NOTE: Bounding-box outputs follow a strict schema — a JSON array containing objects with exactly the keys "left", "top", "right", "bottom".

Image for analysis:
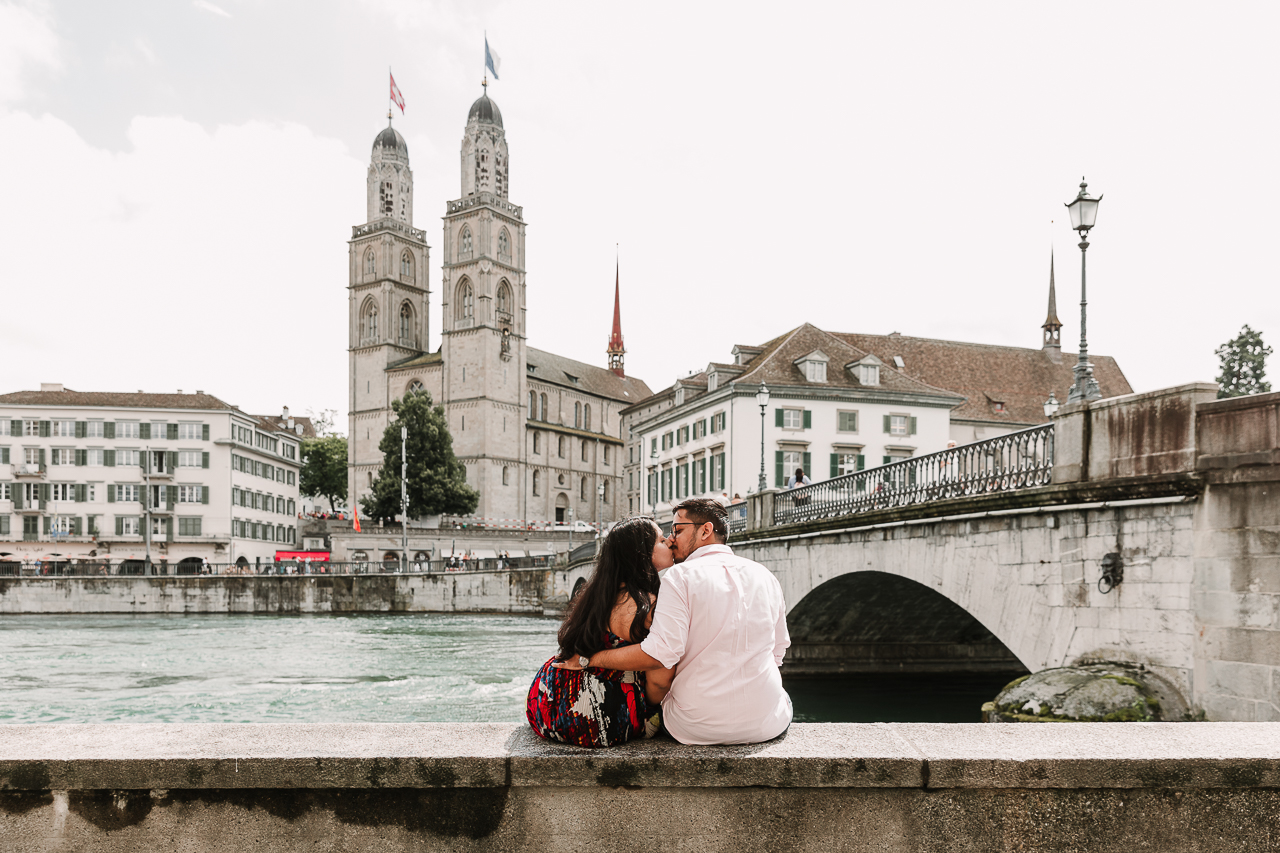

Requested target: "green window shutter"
[
  {"left": 75, "top": 449, "right": 86, "bottom": 467},
  {"left": 43, "top": 516, "right": 51, "bottom": 534},
  {"left": 75, "top": 421, "right": 85, "bottom": 439},
  {"left": 202, "top": 424, "right": 210, "bottom": 441},
  {"left": 40, "top": 483, "right": 49, "bottom": 503},
  {"left": 72, "top": 517, "right": 82, "bottom": 536},
  {"left": 909, "top": 416, "right": 918, "bottom": 436},
  {"left": 883, "top": 415, "right": 891, "bottom": 433},
  {"left": 884, "top": 456, "right": 892, "bottom": 465},
  {"left": 857, "top": 455, "right": 865, "bottom": 470},
  {"left": 39, "top": 449, "right": 46, "bottom": 468},
  {"left": 104, "top": 422, "right": 115, "bottom": 439},
  {"left": 75, "top": 484, "right": 85, "bottom": 503},
  {"left": 166, "top": 451, "right": 177, "bottom": 471},
  {"left": 201, "top": 451, "right": 209, "bottom": 469},
  {"left": 775, "top": 408, "right": 784, "bottom": 428},
  {"left": 165, "top": 518, "right": 173, "bottom": 542},
  {"left": 140, "top": 423, "right": 151, "bottom": 440},
  {"left": 105, "top": 450, "right": 115, "bottom": 467},
  {"left": 830, "top": 454, "right": 839, "bottom": 478},
  {"left": 775, "top": 451, "right": 784, "bottom": 487},
  {"left": 39, "top": 421, "right": 50, "bottom": 437},
  {"left": 167, "top": 423, "right": 178, "bottom": 440},
  {"left": 115, "top": 517, "right": 123, "bottom": 535},
  {"left": 0, "top": 448, "right": 7, "bottom": 464},
  {"left": 107, "top": 486, "right": 115, "bottom": 504},
  {"left": 803, "top": 410, "right": 812, "bottom": 429},
  {"left": 201, "top": 486, "right": 209, "bottom": 504},
  {"left": 0, "top": 516, "right": 7, "bottom": 535},
  {"left": 166, "top": 485, "right": 176, "bottom": 509},
  {"left": 11, "top": 488, "right": 21, "bottom": 509},
  {"left": 9, "top": 420, "right": 20, "bottom": 435},
  {"left": 803, "top": 451, "right": 811, "bottom": 474}
]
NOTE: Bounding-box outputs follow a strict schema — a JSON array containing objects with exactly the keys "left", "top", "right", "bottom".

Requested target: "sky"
[{"left": 1, "top": 1, "right": 1277, "bottom": 425}]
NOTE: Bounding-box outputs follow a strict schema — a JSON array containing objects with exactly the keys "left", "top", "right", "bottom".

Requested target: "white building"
[
  {"left": 347, "top": 91, "right": 651, "bottom": 527},
  {"left": 623, "top": 324, "right": 965, "bottom": 518},
  {"left": 0, "top": 385, "right": 302, "bottom": 573}
]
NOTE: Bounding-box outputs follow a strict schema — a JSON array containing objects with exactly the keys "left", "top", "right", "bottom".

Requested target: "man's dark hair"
[
  {"left": 794, "top": 468, "right": 805, "bottom": 478},
  {"left": 673, "top": 498, "right": 728, "bottom": 543}
]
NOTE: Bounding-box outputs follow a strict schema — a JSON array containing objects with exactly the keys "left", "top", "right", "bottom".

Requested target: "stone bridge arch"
[{"left": 785, "top": 571, "right": 1026, "bottom": 675}]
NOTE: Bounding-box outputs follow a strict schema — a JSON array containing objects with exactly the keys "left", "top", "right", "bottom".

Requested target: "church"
[{"left": 347, "top": 89, "right": 652, "bottom": 527}]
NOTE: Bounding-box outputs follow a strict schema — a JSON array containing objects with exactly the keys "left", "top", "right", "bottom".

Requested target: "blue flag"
[{"left": 485, "top": 36, "right": 501, "bottom": 80}]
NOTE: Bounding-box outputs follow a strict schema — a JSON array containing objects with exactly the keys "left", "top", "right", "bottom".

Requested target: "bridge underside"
[{"left": 785, "top": 572, "right": 1028, "bottom": 676}]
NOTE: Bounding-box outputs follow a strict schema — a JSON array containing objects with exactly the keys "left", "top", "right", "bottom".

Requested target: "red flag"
[
  {"left": 353, "top": 503, "right": 362, "bottom": 533},
  {"left": 390, "top": 73, "right": 405, "bottom": 113}
]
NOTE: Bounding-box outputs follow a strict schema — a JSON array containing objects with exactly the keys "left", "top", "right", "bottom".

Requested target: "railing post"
[{"left": 745, "top": 489, "right": 777, "bottom": 532}]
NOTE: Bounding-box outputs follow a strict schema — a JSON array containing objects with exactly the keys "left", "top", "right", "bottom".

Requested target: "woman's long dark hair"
[{"left": 556, "top": 517, "right": 662, "bottom": 661}]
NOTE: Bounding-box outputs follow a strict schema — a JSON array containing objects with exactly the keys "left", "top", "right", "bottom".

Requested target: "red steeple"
[{"left": 607, "top": 260, "right": 625, "bottom": 377}]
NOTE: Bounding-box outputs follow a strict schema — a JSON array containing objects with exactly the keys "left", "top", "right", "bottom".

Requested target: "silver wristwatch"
[{"left": 578, "top": 655, "right": 590, "bottom": 668}]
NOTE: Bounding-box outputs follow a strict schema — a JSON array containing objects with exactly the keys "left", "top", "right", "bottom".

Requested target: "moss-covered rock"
[{"left": 985, "top": 663, "right": 1188, "bottom": 723}]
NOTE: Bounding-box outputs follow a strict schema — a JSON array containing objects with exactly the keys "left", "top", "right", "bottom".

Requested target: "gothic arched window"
[
  {"left": 459, "top": 226, "right": 473, "bottom": 260},
  {"left": 574, "top": 402, "right": 582, "bottom": 428},
  {"left": 455, "top": 280, "right": 474, "bottom": 325},
  {"left": 400, "top": 251, "right": 414, "bottom": 282},
  {"left": 497, "top": 281, "right": 512, "bottom": 316},
  {"left": 539, "top": 393, "right": 547, "bottom": 421},
  {"left": 498, "top": 228, "right": 510, "bottom": 262},
  {"left": 360, "top": 299, "right": 378, "bottom": 343},
  {"left": 581, "top": 440, "right": 588, "bottom": 462},
  {"left": 533, "top": 432, "right": 541, "bottom": 454},
  {"left": 558, "top": 436, "right": 566, "bottom": 458},
  {"left": 580, "top": 477, "right": 588, "bottom": 501},
  {"left": 399, "top": 302, "right": 414, "bottom": 345},
  {"left": 364, "top": 248, "right": 376, "bottom": 278},
  {"left": 528, "top": 390, "right": 536, "bottom": 419},
  {"left": 584, "top": 404, "right": 591, "bottom": 431},
  {"left": 532, "top": 470, "right": 541, "bottom": 496}
]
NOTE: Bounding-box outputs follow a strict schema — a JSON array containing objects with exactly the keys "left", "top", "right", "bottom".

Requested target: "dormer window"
[
  {"left": 675, "top": 386, "right": 685, "bottom": 406},
  {"left": 707, "top": 373, "right": 718, "bottom": 392},
  {"left": 847, "top": 354, "right": 883, "bottom": 386},
  {"left": 794, "top": 350, "right": 830, "bottom": 384}
]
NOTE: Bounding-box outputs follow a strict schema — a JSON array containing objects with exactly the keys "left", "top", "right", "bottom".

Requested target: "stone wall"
[
  {"left": 0, "top": 567, "right": 591, "bottom": 616},
  {"left": 1, "top": 723, "right": 1277, "bottom": 852}
]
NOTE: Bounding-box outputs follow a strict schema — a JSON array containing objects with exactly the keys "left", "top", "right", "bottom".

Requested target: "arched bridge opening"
[{"left": 785, "top": 571, "right": 1029, "bottom": 676}]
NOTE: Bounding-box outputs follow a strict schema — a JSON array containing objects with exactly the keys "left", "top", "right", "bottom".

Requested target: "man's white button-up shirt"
[{"left": 640, "top": 543, "right": 792, "bottom": 745}]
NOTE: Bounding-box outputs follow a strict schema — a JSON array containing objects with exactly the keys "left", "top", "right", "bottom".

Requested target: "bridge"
[{"left": 723, "top": 383, "right": 1279, "bottom": 723}]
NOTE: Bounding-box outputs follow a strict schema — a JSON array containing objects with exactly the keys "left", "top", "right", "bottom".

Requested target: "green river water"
[{"left": 0, "top": 614, "right": 1019, "bottom": 724}]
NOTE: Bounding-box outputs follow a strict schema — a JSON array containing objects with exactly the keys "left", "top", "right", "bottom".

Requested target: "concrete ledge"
[{"left": 2, "top": 723, "right": 1279, "bottom": 791}]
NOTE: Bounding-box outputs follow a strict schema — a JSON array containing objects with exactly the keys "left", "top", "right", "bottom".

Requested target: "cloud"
[
  {"left": 192, "top": 0, "right": 231, "bottom": 18},
  {"left": 0, "top": 2, "right": 60, "bottom": 104}
]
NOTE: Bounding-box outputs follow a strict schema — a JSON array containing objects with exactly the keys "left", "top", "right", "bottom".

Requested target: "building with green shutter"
[{"left": 0, "top": 385, "right": 303, "bottom": 573}]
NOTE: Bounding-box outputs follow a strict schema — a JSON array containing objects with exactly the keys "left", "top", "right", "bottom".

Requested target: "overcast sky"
[{"left": 2, "top": 1, "right": 1277, "bottom": 425}]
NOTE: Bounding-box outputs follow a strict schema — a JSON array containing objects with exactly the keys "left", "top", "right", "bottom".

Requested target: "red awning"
[{"left": 274, "top": 551, "right": 330, "bottom": 561}]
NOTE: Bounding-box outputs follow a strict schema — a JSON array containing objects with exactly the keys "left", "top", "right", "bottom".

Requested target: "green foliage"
[
  {"left": 1215, "top": 325, "right": 1272, "bottom": 398},
  {"left": 299, "top": 435, "right": 348, "bottom": 512},
  {"left": 359, "top": 390, "right": 479, "bottom": 521}
]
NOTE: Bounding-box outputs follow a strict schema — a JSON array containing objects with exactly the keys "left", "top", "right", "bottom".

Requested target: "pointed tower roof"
[
  {"left": 607, "top": 260, "right": 626, "bottom": 377},
  {"left": 1043, "top": 250, "right": 1062, "bottom": 331}
]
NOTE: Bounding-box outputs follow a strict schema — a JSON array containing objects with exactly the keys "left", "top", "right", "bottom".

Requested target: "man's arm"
[{"left": 588, "top": 644, "right": 665, "bottom": 671}]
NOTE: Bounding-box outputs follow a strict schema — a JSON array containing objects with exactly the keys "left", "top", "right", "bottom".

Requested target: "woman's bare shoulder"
[{"left": 609, "top": 592, "right": 637, "bottom": 639}]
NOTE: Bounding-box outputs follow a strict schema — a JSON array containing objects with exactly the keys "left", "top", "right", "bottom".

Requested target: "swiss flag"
[
  {"left": 353, "top": 503, "right": 362, "bottom": 533},
  {"left": 390, "top": 73, "right": 405, "bottom": 113}
]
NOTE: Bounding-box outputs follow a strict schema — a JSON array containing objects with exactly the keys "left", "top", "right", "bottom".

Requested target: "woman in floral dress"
[{"left": 526, "top": 518, "right": 675, "bottom": 747}]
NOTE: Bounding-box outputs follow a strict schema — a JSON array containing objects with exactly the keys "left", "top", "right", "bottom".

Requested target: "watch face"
[{"left": 579, "top": 656, "right": 590, "bottom": 668}]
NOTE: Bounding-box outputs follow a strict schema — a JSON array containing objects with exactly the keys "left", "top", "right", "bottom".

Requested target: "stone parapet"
[{"left": 1, "top": 723, "right": 1279, "bottom": 851}]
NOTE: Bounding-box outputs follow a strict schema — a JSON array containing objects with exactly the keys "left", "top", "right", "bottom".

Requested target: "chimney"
[
  {"left": 40, "top": 383, "right": 63, "bottom": 393},
  {"left": 282, "top": 406, "right": 290, "bottom": 419},
  {"left": 176, "top": 389, "right": 183, "bottom": 394}
]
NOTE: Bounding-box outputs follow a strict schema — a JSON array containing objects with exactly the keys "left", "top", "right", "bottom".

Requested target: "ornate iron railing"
[
  {"left": 728, "top": 502, "right": 748, "bottom": 536},
  {"left": 773, "top": 424, "right": 1055, "bottom": 526}
]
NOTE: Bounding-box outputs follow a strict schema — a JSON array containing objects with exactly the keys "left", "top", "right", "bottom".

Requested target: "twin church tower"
[{"left": 347, "top": 90, "right": 651, "bottom": 525}]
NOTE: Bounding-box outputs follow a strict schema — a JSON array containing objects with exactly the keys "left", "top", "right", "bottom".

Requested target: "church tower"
[
  {"left": 347, "top": 116, "right": 431, "bottom": 504},
  {"left": 440, "top": 89, "right": 527, "bottom": 520},
  {"left": 1042, "top": 250, "right": 1063, "bottom": 363}
]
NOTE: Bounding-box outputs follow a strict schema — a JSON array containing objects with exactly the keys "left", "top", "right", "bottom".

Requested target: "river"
[{"left": 0, "top": 614, "right": 1019, "bottom": 724}]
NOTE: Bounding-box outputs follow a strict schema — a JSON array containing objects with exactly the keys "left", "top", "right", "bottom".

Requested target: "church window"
[
  {"left": 574, "top": 402, "right": 582, "bottom": 428},
  {"left": 503, "top": 467, "right": 510, "bottom": 486},
  {"left": 532, "top": 471, "right": 540, "bottom": 496},
  {"left": 558, "top": 436, "right": 565, "bottom": 458},
  {"left": 603, "top": 445, "right": 610, "bottom": 465},
  {"left": 399, "top": 303, "right": 414, "bottom": 346},
  {"left": 497, "top": 282, "right": 512, "bottom": 317},
  {"left": 528, "top": 391, "right": 536, "bottom": 419},
  {"left": 498, "top": 228, "right": 511, "bottom": 262},
  {"left": 581, "top": 440, "right": 588, "bottom": 462},
  {"left": 364, "top": 248, "right": 376, "bottom": 278},
  {"left": 459, "top": 227, "right": 473, "bottom": 260},
  {"left": 539, "top": 393, "right": 548, "bottom": 421},
  {"left": 581, "top": 478, "right": 588, "bottom": 501},
  {"left": 360, "top": 300, "right": 378, "bottom": 343},
  {"left": 455, "top": 280, "right": 474, "bottom": 325},
  {"left": 401, "top": 251, "right": 414, "bottom": 282},
  {"left": 533, "top": 432, "right": 541, "bottom": 454},
  {"left": 380, "top": 181, "right": 394, "bottom": 216},
  {"left": 584, "top": 405, "right": 591, "bottom": 431},
  {"left": 408, "top": 380, "right": 424, "bottom": 395}
]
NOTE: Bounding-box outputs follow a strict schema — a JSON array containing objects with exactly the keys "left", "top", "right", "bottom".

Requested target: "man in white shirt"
[{"left": 581, "top": 498, "right": 792, "bottom": 745}]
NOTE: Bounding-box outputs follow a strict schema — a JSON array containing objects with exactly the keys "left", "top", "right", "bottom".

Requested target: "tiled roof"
[
  {"left": 527, "top": 347, "right": 652, "bottom": 403},
  {"left": 0, "top": 389, "right": 235, "bottom": 410},
  {"left": 251, "top": 414, "right": 318, "bottom": 439},
  {"left": 388, "top": 350, "right": 444, "bottom": 371},
  {"left": 733, "top": 324, "right": 966, "bottom": 403},
  {"left": 833, "top": 332, "right": 1133, "bottom": 425}
]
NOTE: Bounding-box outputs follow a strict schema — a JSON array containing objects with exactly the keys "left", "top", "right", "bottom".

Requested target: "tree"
[
  {"left": 305, "top": 407, "right": 340, "bottom": 437},
  {"left": 300, "top": 435, "right": 349, "bottom": 512},
  {"left": 360, "top": 390, "right": 479, "bottom": 521},
  {"left": 1215, "top": 325, "right": 1272, "bottom": 398}
]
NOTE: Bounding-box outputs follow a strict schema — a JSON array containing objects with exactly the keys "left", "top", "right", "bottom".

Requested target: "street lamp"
[
  {"left": 400, "top": 425, "right": 408, "bottom": 574},
  {"left": 756, "top": 383, "right": 771, "bottom": 492},
  {"left": 649, "top": 445, "right": 659, "bottom": 518},
  {"left": 596, "top": 480, "right": 605, "bottom": 539},
  {"left": 1044, "top": 391, "right": 1060, "bottom": 418},
  {"left": 1065, "top": 177, "right": 1103, "bottom": 403}
]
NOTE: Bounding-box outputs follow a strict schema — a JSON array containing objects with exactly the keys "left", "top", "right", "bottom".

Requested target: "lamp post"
[
  {"left": 1065, "top": 178, "right": 1103, "bottom": 403},
  {"left": 400, "top": 425, "right": 408, "bottom": 574},
  {"left": 756, "top": 383, "right": 771, "bottom": 492},
  {"left": 649, "top": 445, "right": 659, "bottom": 518},
  {"left": 1044, "top": 391, "right": 1060, "bottom": 418},
  {"left": 596, "top": 480, "right": 605, "bottom": 539}
]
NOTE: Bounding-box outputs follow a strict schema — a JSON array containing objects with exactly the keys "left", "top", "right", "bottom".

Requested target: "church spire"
[
  {"left": 1042, "top": 250, "right": 1063, "bottom": 360},
  {"left": 607, "top": 258, "right": 626, "bottom": 377}
]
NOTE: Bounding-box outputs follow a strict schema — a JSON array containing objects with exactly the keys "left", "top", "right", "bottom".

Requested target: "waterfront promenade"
[{"left": 0, "top": 722, "right": 1277, "bottom": 851}]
